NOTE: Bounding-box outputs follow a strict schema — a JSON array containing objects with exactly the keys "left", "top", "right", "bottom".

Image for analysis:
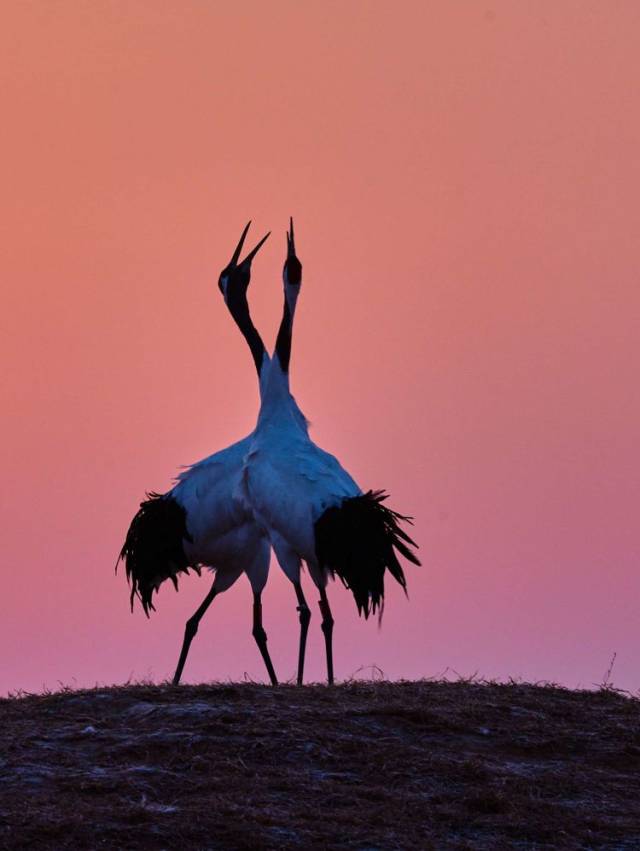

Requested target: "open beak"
[
  {"left": 286, "top": 216, "right": 296, "bottom": 257},
  {"left": 243, "top": 230, "right": 271, "bottom": 264},
  {"left": 284, "top": 216, "right": 301, "bottom": 287},
  {"left": 230, "top": 220, "right": 270, "bottom": 268}
]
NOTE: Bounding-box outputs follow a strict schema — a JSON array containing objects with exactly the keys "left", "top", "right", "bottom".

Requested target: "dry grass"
[{"left": 1, "top": 679, "right": 639, "bottom": 849}]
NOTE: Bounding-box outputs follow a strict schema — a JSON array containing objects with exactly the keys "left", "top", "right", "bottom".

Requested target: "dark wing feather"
[
  {"left": 117, "top": 492, "right": 195, "bottom": 616},
  {"left": 314, "top": 489, "right": 421, "bottom": 619}
]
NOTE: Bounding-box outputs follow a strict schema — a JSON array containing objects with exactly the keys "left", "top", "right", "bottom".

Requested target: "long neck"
[
  {"left": 274, "top": 285, "right": 299, "bottom": 380},
  {"left": 227, "top": 292, "right": 269, "bottom": 389},
  {"left": 256, "top": 283, "right": 308, "bottom": 433}
]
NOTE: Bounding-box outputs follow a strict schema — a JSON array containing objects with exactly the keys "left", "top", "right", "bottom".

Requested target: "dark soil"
[{"left": 1, "top": 680, "right": 639, "bottom": 850}]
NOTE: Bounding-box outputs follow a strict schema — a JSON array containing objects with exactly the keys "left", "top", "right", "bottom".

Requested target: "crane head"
[
  {"left": 283, "top": 217, "right": 302, "bottom": 289},
  {"left": 218, "top": 221, "right": 270, "bottom": 301}
]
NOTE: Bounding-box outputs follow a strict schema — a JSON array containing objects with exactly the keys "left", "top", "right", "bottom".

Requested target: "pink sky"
[{"left": 1, "top": 2, "right": 639, "bottom": 694}]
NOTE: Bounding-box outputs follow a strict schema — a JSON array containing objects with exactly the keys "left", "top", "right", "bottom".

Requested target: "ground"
[{"left": 1, "top": 680, "right": 639, "bottom": 850}]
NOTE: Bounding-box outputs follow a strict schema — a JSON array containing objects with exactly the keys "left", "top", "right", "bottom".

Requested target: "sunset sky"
[{"left": 1, "top": 2, "right": 639, "bottom": 694}]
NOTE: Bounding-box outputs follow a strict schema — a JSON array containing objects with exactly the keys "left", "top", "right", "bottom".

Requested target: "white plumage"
[
  {"left": 174, "top": 438, "right": 269, "bottom": 593},
  {"left": 241, "top": 370, "right": 360, "bottom": 584}
]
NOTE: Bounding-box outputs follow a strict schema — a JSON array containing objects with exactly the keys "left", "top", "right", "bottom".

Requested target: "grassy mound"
[{"left": 1, "top": 680, "right": 639, "bottom": 849}]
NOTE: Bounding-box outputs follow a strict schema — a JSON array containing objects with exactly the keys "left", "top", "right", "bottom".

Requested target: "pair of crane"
[{"left": 118, "top": 220, "right": 420, "bottom": 686}]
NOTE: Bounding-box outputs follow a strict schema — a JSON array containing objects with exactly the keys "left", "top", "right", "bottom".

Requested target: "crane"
[
  {"left": 239, "top": 220, "right": 420, "bottom": 684},
  {"left": 118, "top": 222, "right": 281, "bottom": 686}
]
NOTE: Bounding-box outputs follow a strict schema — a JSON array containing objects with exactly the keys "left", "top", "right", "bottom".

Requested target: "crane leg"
[
  {"left": 294, "top": 582, "right": 311, "bottom": 686},
  {"left": 172, "top": 581, "right": 218, "bottom": 685},
  {"left": 252, "top": 592, "right": 278, "bottom": 686},
  {"left": 318, "top": 589, "right": 335, "bottom": 685}
]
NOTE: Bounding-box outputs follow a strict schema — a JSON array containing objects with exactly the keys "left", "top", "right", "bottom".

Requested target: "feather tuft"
[
  {"left": 314, "top": 490, "right": 420, "bottom": 619},
  {"left": 117, "top": 492, "right": 195, "bottom": 616}
]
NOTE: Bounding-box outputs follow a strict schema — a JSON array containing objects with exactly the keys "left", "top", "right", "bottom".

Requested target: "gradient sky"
[{"left": 1, "top": 2, "right": 639, "bottom": 695}]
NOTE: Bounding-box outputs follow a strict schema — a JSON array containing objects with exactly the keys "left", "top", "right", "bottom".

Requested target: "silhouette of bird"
[
  {"left": 120, "top": 219, "right": 419, "bottom": 687},
  {"left": 240, "top": 219, "right": 420, "bottom": 684},
  {"left": 118, "top": 222, "right": 281, "bottom": 686}
]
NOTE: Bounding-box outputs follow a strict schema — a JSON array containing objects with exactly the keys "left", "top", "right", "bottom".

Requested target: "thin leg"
[
  {"left": 252, "top": 592, "right": 278, "bottom": 686},
  {"left": 294, "top": 581, "right": 311, "bottom": 686},
  {"left": 318, "top": 588, "right": 335, "bottom": 685},
  {"left": 172, "top": 582, "right": 218, "bottom": 685}
]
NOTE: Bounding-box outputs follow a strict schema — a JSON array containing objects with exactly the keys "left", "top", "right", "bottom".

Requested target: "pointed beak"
[
  {"left": 228, "top": 221, "right": 270, "bottom": 270},
  {"left": 242, "top": 230, "right": 271, "bottom": 266},
  {"left": 288, "top": 217, "right": 296, "bottom": 257},
  {"left": 230, "top": 220, "right": 252, "bottom": 266},
  {"left": 284, "top": 217, "right": 301, "bottom": 286}
]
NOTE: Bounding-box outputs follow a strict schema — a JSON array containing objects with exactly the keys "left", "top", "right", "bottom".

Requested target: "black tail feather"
[
  {"left": 117, "top": 492, "right": 195, "bottom": 616},
  {"left": 314, "top": 489, "right": 421, "bottom": 619}
]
